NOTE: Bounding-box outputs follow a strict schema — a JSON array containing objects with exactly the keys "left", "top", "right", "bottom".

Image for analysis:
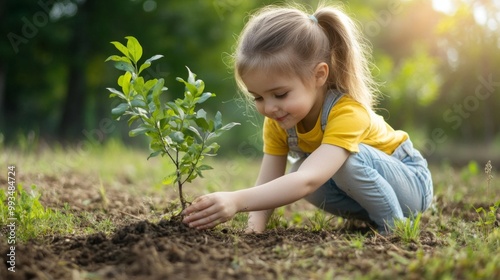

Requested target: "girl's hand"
[{"left": 182, "top": 192, "right": 238, "bottom": 229}]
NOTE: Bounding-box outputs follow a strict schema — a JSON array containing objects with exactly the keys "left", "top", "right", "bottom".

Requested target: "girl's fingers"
[
  {"left": 183, "top": 195, "right": 212, "bottom": 215},
  {"left": 183, "top": 202, "right": 218, "bottom": 224},
  {"left": 186, "top": 211, "right": 219, "bottom": 228},
  {"left": 193, "top": 214, "right": 230, "bottom": 229}
]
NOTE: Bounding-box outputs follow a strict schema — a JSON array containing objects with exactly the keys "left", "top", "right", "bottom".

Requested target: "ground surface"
[{"left": 1, "top": 146, "right": 500, "bottom": 279}]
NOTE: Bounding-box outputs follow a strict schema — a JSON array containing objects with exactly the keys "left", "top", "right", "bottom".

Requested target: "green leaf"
[
  {"left": 145, "top": 54, "right": 163, "bottom": 64},
  {"left": 106, "top": 87, "right": 126, "bottom": 99},
  {"left": 219, "top": 121, "right": 240, "bottom": 132},
  {"left": 144, "top": 79, "right": 157, "bottom": 92},
  {"left": 138, "top": 62, "right": 151, "bottom": 75},
  {"left": 129, "top": 126, "right": 152, "bottom": 137},
  {"left": 198, "top": 164, "right": 213, "bottom": 171},
  {"left": 149, "top": 140, "right": 164, "bottom": 153},
  {"left": 195, "top": 118, "right": 210, "bottom": 131},
  {"left": 135, "top": 107, "right": 149, "bottom": 117},
  {"left": 166, "top": 101, "right": 180, "bottom": 115},
  {"left": 118, "top": 75, "right": 124, "bottom": 87},
  {"left": 127, "top": 115, "right": 140, "bottom": 127},
  {"left": 195, "top": 80, "right": 205, "bottom": 95},
  {"left": 176, "top": 77, "right": 198, "bottom": 97},
  {"left": 204, "top": 142, "right": 220, "bottom": 156},
  {"left": 125, "top": 36, "right": 143, "bottom": 63},
  {"left": 169, "top": 131, "right": 185, "bottom": 143},
  {"left": 147, "top": 150, "right": 161, "bottom": 160},
  {"left": 130, "top": 99, "right": 146, "bottom": 108},
  {"left": 121, "top": 71, "right": 132, "bottom": 97},
  {"left": 110, "top": 41, "right": 129, "bottom": 58},
  {"left": 195, "top": 109, "right": 210, "bottom": 130},
  {"left": 105, "top": 55, "right": 132, "bottom": 64},
  {"left": 187, "top": 126, "right": 202, "bottom": 141},
  {"left": 162, "top": 173, "right": 178, "bottom": 185},
  {"left": 132, "top": 76, "right": 145, "bottom": 93},
  {"left": 214, "top": 111, "right": 222, "bottom": 129},
  {"left": 196, "top": 92, "right": 213, "bottom": 104},
  {"left": 186, "top": 66, "right": 196, "bottom": 84},
  {"left": 151, "top": 78, "right": 165, "bottom": 109},
  {"left": 114, "top": 61, "right": 135, "bottom": 72},
  {"left": 111, "top": 103, "right": 129, "bottom": 118},
  {"left": 196, "top": 109, "right": 207, "bottom": 119}
]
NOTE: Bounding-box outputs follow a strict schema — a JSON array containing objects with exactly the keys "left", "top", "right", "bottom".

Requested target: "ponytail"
[{"left": 314, "top": 5, "right": 379, "bottom": 108}]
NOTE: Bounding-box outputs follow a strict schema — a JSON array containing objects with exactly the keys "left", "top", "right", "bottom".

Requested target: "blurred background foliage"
[{"left": 1, "top": 0, "right": 499, "bottom": 164}]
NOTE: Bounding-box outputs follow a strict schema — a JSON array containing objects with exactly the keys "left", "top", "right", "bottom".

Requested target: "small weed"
[
  {"left": 307, "top": 209, "right": 334, "bottom": 231},
  {"left": 228, "top": 212, "right": 248, "bottom": 230},
  {"left": 474, "top": 161, "right": 499, "bottom": 238},
  {"left": 346, "top": 232, "right": 366, "bottom": 249},
  {"left": 474, "top": 201, "right": 500, "bottom": 237},
  {"left": 81, "top": 212, "right": 116, "bottom": 235},
  {"left": 485, "top": 160, "right": 493, "bottom": 196},
  {"left": 0, "top": 185, "right": 76, "bottom": 241},
  {"left": 98, "top": 178, "right": 109, "bottom": 210},
  {"left": 267, "top": 207, "right": 289, "bottom": 229},
  {"left": 392, "top": 212, "right": 422, "bottom": 243}
]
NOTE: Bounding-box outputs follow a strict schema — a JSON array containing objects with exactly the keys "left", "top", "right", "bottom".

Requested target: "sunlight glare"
[{"left": 432, "top": 0, "right": 455, "bottom": 15}]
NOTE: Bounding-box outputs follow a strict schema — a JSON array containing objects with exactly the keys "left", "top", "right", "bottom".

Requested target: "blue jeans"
[{"left": 291, "top": 139, "right": 433, "bottom": 232}]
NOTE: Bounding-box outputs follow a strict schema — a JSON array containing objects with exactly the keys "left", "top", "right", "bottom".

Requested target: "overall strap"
[
  {"left": 286, "top": 90, "right": 343, "bottom": 159},
  {"left": 321, "top": 90, "right": 343, "bottom": 130}
]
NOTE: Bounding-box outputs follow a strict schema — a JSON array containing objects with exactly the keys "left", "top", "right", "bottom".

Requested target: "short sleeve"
[{"left": 322, "top": 98, "right": 371, "bottom": 153}]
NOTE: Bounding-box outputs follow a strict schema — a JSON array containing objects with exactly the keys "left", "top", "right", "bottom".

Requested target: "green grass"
[
  {"left": 1, "top": 138, "right": 500, "bottom": 279},
  {"left": 392, "top": 212, "right": 422, "bottom": 243},
  {"left": 0, "top": 185, "right": 77, "bottom": 241}
]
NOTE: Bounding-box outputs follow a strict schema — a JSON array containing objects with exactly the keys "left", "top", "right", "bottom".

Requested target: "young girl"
[{"left": 182, "top": 4, "right": 433, "bottom": 233}]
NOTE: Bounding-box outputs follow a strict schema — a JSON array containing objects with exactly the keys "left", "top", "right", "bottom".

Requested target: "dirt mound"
[
  {"left": 0, "top": 219, "right": 312, "bottom": 279},
  {"left": 2, "top": 217, "right": 446, "bottom": 280}
]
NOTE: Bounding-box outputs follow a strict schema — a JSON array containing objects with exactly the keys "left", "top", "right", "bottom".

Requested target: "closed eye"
[{"left": 275, "top": 92, "right": 288, "bottom": 99}]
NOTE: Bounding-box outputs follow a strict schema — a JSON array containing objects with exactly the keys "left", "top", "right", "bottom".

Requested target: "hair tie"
[{"left": 309, "top": 14, "right": 318, "bottom": 24}]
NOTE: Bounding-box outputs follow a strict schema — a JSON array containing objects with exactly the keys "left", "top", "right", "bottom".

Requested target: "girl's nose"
[{"left": 264, "top": 100, "right": 278, "bottom": 115}]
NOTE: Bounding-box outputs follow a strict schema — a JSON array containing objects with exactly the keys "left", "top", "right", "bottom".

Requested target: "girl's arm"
[
  {"left": 182, "top": 144, "right": 350, "bottom": 229},
  {"left": 246, "top": 154, "right": 288, "bottom": 233}
]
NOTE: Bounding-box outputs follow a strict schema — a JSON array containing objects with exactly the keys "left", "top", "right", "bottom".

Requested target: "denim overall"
[{"left": 287, "top": 90, "right": 434, "bottom": 232}]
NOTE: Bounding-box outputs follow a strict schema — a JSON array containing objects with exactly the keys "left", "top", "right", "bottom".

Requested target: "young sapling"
[{"left": 105, "top": 36, "right": 239, "bottom": 212}]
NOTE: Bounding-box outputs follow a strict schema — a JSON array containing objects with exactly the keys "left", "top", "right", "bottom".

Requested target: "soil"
[{"left": 0, "top": 172, "right": 461, "bottom": 280}]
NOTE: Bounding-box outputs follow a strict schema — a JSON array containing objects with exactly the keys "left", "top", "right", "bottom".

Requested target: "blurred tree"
[{"left": 432, "top": 0, "right": 500, "bottom": 143}]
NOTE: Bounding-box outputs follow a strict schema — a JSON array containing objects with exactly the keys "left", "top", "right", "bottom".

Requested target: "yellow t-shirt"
[{"left": 263, "top": 95, "right": 408, "bottom": 155}]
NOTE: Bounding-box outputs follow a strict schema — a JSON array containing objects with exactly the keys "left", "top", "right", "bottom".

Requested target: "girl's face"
[{"left": 241, "top": 64, "right": 328, "bottom": 131}]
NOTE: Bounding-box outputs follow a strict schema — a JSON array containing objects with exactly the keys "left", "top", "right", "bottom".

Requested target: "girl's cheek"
[{"left": 256, "top": 105, "right": 266, "bottom": 116}]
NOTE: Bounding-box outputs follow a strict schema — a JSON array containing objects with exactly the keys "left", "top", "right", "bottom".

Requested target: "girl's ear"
[{"left": 314, "top": 62, "right": 329, "bottom": 87}]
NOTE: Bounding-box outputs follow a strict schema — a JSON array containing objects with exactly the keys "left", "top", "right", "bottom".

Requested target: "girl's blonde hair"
[{"left": 234, "top": 3, "right": 378, "bottom": 109}]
